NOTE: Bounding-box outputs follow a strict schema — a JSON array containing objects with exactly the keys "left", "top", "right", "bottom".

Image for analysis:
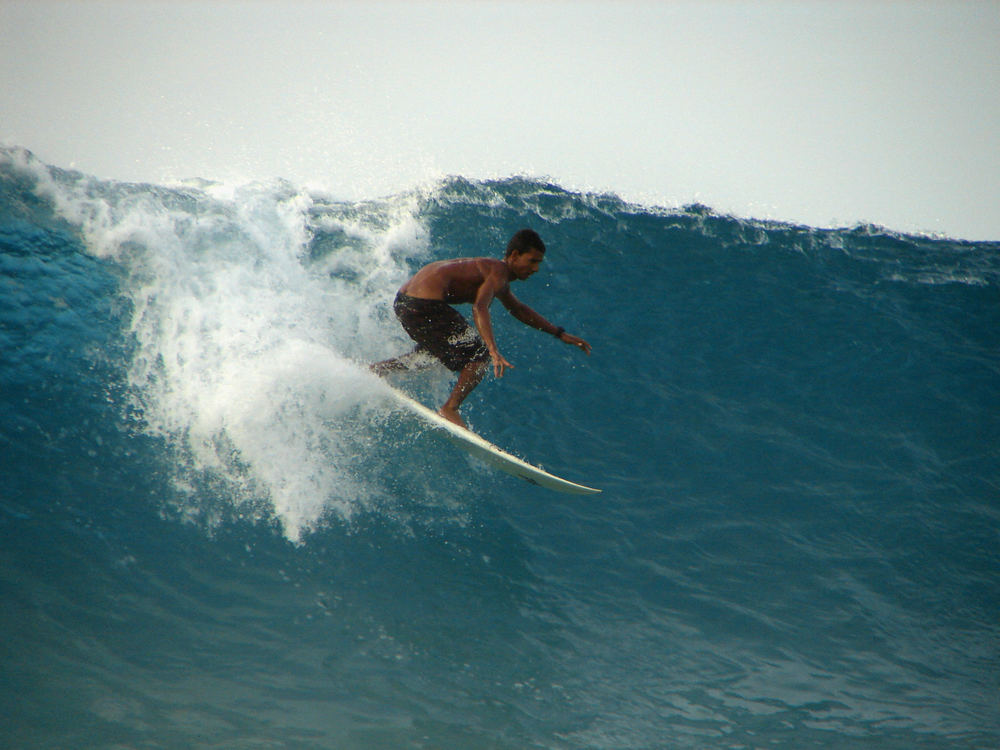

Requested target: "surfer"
[{"left": 371, "top": 229, "right": 592, "bottom": 428}]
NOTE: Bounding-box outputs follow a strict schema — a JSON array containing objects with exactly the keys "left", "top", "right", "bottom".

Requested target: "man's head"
[
  {"left": 505, "top": 229, "right": 546, "bottom": 258},
  {"left": 505, "top": 229, "right": 546, "bottom": 280}
]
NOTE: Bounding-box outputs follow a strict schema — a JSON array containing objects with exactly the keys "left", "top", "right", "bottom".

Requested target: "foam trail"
[{"left": 22, "top": 155, "right": 430, "bottom": 540}]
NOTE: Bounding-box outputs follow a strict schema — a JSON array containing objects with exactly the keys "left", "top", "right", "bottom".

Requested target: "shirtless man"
[{"left": 371, "top": 229, "right": 591, "bottom": 428}]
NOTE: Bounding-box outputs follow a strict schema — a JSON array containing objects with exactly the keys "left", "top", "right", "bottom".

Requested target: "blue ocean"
[{"left": 2, "top": 145, "right": 998, "bottom": 749}]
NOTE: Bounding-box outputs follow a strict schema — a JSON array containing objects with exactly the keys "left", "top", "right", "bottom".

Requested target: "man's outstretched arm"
[{"left": 500, "top": 291, "right": 592, "bottom": 355}]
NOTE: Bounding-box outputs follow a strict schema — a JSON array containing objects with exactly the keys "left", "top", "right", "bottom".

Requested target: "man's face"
[{"left": 509, "top": 248, "right": 544, "bottom": 280}]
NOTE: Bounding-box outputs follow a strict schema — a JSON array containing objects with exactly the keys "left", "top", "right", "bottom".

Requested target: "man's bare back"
[
  {"left": 400, "top": 258, "right": 510, "bottom": 304},
  {"left": 372, "top": 230, "right": 591, "bottom": 428}
]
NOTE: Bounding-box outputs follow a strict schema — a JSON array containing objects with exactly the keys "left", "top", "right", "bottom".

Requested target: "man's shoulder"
[
  {"left": 476, "top": 257, "right": 507, "bottom": 272},
  {"left": 435, "top": 256, "right": 500, "bottom": 271},
  {"left": 446, "top": 256, "right": 506, "bottom": 279}
]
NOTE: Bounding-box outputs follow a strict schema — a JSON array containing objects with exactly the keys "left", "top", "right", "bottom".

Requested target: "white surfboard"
[{"left": 384, "top": 385, "right": 601, "bottom": 495}]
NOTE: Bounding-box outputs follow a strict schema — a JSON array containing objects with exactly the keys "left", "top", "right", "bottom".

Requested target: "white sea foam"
[{"left": 28, "top": 157, "right": 434, "bottom": 540}]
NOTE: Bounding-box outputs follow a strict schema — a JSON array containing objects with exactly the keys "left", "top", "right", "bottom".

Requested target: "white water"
[{"left": 24, "top": 151, "right": 440, "bottom": 540}]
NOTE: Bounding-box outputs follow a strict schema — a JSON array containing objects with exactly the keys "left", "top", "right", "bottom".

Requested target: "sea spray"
[{"left": 5, "top": 149, "right": 439, "bottom": 539}]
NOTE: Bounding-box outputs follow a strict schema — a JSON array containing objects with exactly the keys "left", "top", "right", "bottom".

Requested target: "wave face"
[{"left": 2, "top": 146, "right": 999, "bottom": 748}]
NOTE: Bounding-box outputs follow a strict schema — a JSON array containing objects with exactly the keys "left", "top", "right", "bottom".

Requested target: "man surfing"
[{"left": 371, "top": 229, "right": 592, "bottom": 428}]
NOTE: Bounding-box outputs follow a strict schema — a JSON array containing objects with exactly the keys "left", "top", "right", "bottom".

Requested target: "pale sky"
[{"left": 2, "top": 0, "right": 998, "bottom": 239}]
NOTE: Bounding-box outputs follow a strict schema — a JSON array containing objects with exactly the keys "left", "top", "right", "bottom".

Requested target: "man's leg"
[{"left": 439, "top": 360, "right": 488, "bottom": 428}]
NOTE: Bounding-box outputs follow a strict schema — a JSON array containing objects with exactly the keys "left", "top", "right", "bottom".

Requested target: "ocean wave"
[{"left": 3, "top": 146, "right": 998, "bottom": 748}]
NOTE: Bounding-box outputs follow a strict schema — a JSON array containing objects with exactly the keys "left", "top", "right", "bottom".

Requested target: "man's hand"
[
  {"left": 492, "top": 351, "right": 514, "bottom": 378},
  {"left": 558, "top": 332, "right": 592, "bottom": 356}
]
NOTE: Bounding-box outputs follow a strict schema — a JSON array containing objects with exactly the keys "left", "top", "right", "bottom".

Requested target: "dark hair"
[{"left": 505, "top": 228, "right": 546, "bottom": 257}]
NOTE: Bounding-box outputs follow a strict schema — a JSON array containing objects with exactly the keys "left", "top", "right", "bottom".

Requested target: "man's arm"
[
  {"left": 498, "top": 289, "right": 592, "bottom": 355},
  {"left": 472, "top": 264, "right": 515, "bottom": 377}
]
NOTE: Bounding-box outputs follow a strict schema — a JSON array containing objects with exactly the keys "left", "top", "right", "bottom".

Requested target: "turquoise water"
[{"left": 2, "top": 146, "right": 998, "bottom": 748}]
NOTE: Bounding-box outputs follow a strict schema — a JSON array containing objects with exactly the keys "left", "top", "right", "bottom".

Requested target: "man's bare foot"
[{"left": 438, "top": 405, "right": 468, "bottom": 429}]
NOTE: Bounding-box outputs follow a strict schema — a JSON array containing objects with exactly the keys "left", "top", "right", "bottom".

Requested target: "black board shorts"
[{"left": 394, "top": 292, "right": 490, "bottom": 372}]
